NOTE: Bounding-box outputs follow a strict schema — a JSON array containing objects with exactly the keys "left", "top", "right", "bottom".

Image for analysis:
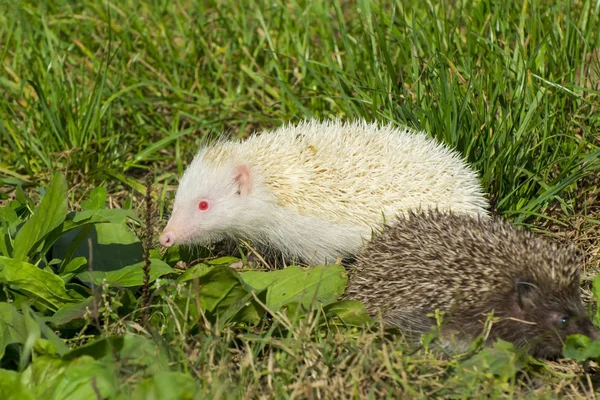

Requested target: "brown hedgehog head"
[{"left": 444, "top": 241, "right": 599, "bottom": 358}]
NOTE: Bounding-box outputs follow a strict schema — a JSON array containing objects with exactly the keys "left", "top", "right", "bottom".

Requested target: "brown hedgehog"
[{"left": 344, "top": 211, "right": 600, "bottom": 358}]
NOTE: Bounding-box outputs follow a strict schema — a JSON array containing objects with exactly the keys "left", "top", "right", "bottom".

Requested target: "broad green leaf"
[
  {"left": 60, "top": 256, "right": 88, "bottom": 281},
  {"left": 48, "top": 298, "right": 95, "bottom": 327},
  {"left": 563, "top": 334, "right": 600, "bottom": 362},
  {"left": 0, "top": 303, "right": 69, "bottom": 363},
  {"left": 117, "top": 335, "right": 170, "bottom": 374},
  {"left": 21, "top": 355, "right": 118, "bottom": 400},
  {"left": 280, "top": 301, "right": 307, "bottom": 323},
  {"left": 25, "top": 305, "right": 70, "bottom": 356},
  {"left": 15, "top": 184, "right": 30, "bottom": 206},
  {"left": 459, "top": 340, "right": 526, "bottom": 383},
  {"left": 12, "top": 173, "right": 68, "bottom": 262},
  {"left": 20, "top": 356, "right": 68, "bottom": 390},
  {"left": 57, "top": 225, "right": 93, "bottom": 275},
  {"left": 324, "top": 300, "right": 372, "bottom": 326},
  {"left": 196, "top": 266, "right": 251, "bottom": 313},
  {"left": 178, "top": 265, "right": 261, "bottom": 325},
  {"left": 0, "top": 175, "right": 30, "bottom": 186},
  {"left": 41, "top": 209, "right": 139, "bottom": 257},
  {"left": 79, "top": 259, "right": 173, "bottom": 287},
  {"left": 132, "top": 371, "right": 199, "bottom": 400},
  {"left": 215, "top": 288, "right": 264, "bottom": 328},
  {"left": 0, "top": 369, "right": 34, "bottom": 400},
  {"left": 80, "top": 187, "right": 107, "bottom": 210},
  {"left": 0, "top": 302, "right": 27, "bottom": 360},
  {"left": 93, "top": 222, "right": 140, "bottom": 245},
  {"left": 240, "top": 265, "right": 347, "bottom": 312},
  {"left": 0, "top": 205, "right": 20, "bottom": 225},
  {"left": 62, "top": 336, "right": 125, "bottom": 361},
  {"left": 178, "top": 263, "right": 212, "bottom": 282},
  {"left": 21, "top": 302, "right": 43, "bottom": 368},
  {"left": 54, "top": 222, "right": 143, "bottom": 276},
  {"left": 72, "top": 208, "right": 140, "bottom": 224},
  {"left": 0, "top": 256, "right": 84, "bottom": 311},
  {"left": 33, "top": 339, "right": 58, "bottom": 357},
  {"left": 0, "top": 224, "right": 11, "bottom": 257},
  {"left": 206, "top": 256, "right": 240, "bottom": 266},
  {"left": 154, "top": 245, "right": 209, "bottom": 267}
]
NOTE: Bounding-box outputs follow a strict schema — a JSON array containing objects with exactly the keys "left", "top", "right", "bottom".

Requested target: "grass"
[{"left": 1, "top": 0, "right": 600, "bottom": 398}]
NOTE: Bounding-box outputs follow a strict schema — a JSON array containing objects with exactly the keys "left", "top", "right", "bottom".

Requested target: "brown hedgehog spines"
[{"left": 344, "top": 210, "right": 599, "bottom": 358}]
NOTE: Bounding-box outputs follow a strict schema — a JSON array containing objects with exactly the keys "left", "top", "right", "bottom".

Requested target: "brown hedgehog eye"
[{"left": 557, "top": 316, "right": 570, "bottom": 329}]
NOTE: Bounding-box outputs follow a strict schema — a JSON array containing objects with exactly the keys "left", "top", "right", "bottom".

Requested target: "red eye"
[{"left": 198, "top": 200, "right": 209, "bottom": 211}]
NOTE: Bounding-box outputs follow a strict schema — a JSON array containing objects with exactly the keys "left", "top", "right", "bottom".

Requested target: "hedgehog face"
[
  {"left": 159, "top": 163, "right": 254, "bottom": 247},
  {"left": 517, "top": 309, "right": 595, "bottom": 359},
  {"left": 513, "top": 309, "right": 599, "bottom": 359},
  {"left": 500, "top": 279, "right": 600, "bottom": 358}
]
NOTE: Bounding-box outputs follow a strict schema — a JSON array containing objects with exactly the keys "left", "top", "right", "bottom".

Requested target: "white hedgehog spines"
[{"left": 160, "top": 119, "right": 489, "bottom": 264}]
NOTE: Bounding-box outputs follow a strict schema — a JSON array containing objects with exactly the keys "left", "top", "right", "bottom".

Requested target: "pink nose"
[{"left": 160, "top": 231, "right": 176, "bottom": 247}]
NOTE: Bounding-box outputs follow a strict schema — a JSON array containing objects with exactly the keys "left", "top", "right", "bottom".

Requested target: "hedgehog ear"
[
  {"left": 234, "top": 165, "right": 252, "bottom": 196},
  {"left": 516, "top": 278, "right": 536, "bottom": 311}
]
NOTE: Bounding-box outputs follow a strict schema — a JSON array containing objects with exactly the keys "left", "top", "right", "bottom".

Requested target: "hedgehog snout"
[
  {"left": 577, "top": 316, "right": 600, "bottom": 342},
  {"left": 589, "top": 327, "right": 600, "bottom": 341},
  {"left": 160, "top": 230, "right": 176, "bottom": 247}
]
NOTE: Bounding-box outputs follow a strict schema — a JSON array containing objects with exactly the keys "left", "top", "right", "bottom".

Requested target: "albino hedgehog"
[{"left": 160, "top": 119, "right": 489, "bottom": 264}]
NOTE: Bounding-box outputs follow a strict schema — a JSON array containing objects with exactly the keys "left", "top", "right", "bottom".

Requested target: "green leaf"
[
  {"left": 20, "top": 355, "right": 118, "bottom": 400},
  {"left": 240, "top": 265, "right": 347, "bottom": 312},
  {"left": 563, "top": 334, "right": 600, "bottom": 362},
  {"left": 0, "top": 369, "right": 35, "bottom": 400},
  {"left": 12, "top": 173, "right": 68, "bottom": 262},
  {"left": 25, "top": 305, "right": 70, "bottom": 356},
  {"left": 60, "top": 256, "right": 88, "bottom": 282},
  {"left": 15, "top": 185, "right": 30, "bottom": 206},
  {"left": 177, "top": 263, "right": 212, "bottom": 282},
  {"left": 194, "top": 266, "right": 249, "bottom": 313},
  {"left": 79, "top": 259, "right": 173, "bottom": 287},
  {"left": 0, "top": 226, "right": 12, "bottom": 259},
  {"left": 94, "top": 222, "right": 140, "bottom": 245},
  {"left": 132, "top": 371, "right": 199, "bottom": 400},
  {"left": 0, "top": 203, "right": 21, "bottom": 258},
  {"left": 206, "top": 256, "right": 240, "bottom": 266},
  {"left": 72, "top": 208, "right": 139, "bottom": 224},
  {"left": 39, "top": 209, "right": 140, "bottom": 269},
  {"left": 215, "top": 288, "right": 265, "bottom": 328},
  {"left": 53, "top": 222, "right": 144, "bottom": 278},
  {"left": 155, "top": 245, "right": 209, "bottom": 267},
  {"left": 0, "top": 302, "right": 27, "bottom": 360},
  {"left": 0, "top": 256, "right": 84, "bottom": 311},
  {"left": 48, "top": 298, "right": 95, "bottom": 327},
  {"left": 323, "top": 300, "right": 372, "bottom": 326},
  {"left": 57, "top": 225, "right": 93, "bottom": 275},
  {"left": 459, "top": 340, "right": 527, "bottom": 383},
  {"left": 80, "top": 187, "right": 107, "bottom": 210},
  {"left": 0, "top": 205, "right": 20, "bottom": 225},
  {"left": 0, "top": 303, "right": 69, "bottom": 364},
  {"left": 117, "top": 335, "right": 171, "bottom": 374},
  {"left": 179, "top": 265, "right": 262, "bottom": 325},
  {"left": 62, "top": 336, "right": 125, "bottom": 361}
]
